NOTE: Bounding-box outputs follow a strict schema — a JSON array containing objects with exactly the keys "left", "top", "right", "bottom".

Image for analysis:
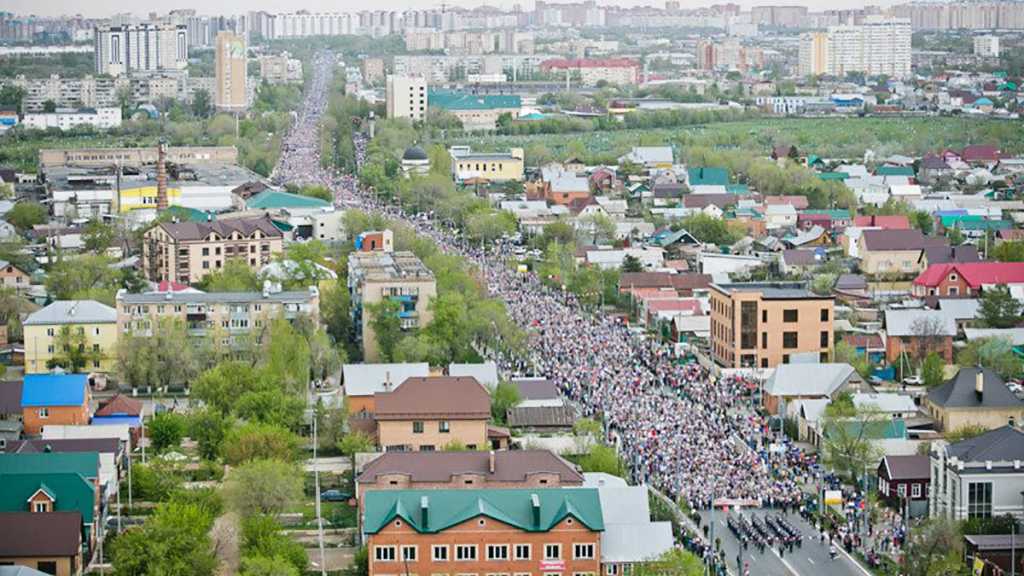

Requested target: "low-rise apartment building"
[
  {"left": 348, "top": 249, "right": 436, "bottom": 361},
  {"left": 450, "top": 146, "right": 524, "bottom": 183},
  {"left": 23, "top": 300, "right": 118, "bottom": 374},
  {"left": 709, "top": 282, "right": 834, "bottom": 369},
  {"left": 142, "top": 215, "right": 284, "bottom": 285},
  {"left": 115, "top": 287, "right": 320, "bottom": 339},
  {"left": 363, "top": 488, "right": 604, "bottom": 576}
]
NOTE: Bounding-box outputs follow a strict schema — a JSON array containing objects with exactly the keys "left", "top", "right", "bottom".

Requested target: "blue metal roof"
[
  {"left": 21, "top": 374, "right": 88, "bottom": 407},
  {"left": 92, "top": 415, "right": 142, "bottom": 427}
]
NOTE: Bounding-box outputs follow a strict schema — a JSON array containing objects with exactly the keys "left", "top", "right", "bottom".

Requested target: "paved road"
[{"left": 697, "top": 509, "right": 869, "bottom": 576}]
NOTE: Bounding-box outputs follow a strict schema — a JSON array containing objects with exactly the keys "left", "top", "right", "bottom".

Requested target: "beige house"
[
  {"left": 857, "top": 229, "right": 947, "bottom": 277},
  {"left": 374, "top": 376, "right": 490, "bottom": 452},
  {"left": 115, "top": 287, "right": 320, "bottom": 339},
  {"left": 348, "top": 250, "right": 436, "bottom": 361},
  {"left": 141, "top": 215, "right": 284, "bottom": 285},
  {"left": 709, "top": 282, "right": 834, "bottom": 369},
  {"left": 924, "top": 367, "right": 1024, "bottom": 432}
]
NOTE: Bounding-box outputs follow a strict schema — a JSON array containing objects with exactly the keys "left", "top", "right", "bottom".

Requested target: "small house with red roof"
[
  {"left": 961, "top": 145, "right": 1002, "bottom": 165},
  {"left": 852, "top": 215, "right": 910, "bottom": 230},
  {"left": 912, "top": 262, "right": 1024, "bottom": 298}
]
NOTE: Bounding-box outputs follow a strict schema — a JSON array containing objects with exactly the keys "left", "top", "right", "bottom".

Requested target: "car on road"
[
  {"left": 902, "top": 375, "right": 922, "bottom": 386},
  {"left": 320, "top": 489, "right": 351, "bottom": 502}
]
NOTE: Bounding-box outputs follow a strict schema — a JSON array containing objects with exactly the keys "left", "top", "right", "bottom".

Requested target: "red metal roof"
[
  {"left": 913, "top": 262, "right": 1024, "bottom": 288},
  {"left": 852, "top": 215, "right": 910, "bottom": 229}
]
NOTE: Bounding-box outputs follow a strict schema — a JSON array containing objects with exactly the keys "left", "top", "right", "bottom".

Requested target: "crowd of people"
[{"left": 277, "top": 52, "right": 812, "bottom": 511}]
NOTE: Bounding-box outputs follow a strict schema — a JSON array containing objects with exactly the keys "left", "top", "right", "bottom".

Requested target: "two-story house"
[
  {"left": 374, "top": 376, "right": 492, "bottom": 452},
  {"left": 20, "top": 374, "right": 91, "bottom": 436},
  {"left": 930, "top": 426, "right": 1024, "bottom": 522}
]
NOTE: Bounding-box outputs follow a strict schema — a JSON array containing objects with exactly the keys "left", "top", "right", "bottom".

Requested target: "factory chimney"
[{"left": 156, "top": 139, "right": 169, "bottom": 210}]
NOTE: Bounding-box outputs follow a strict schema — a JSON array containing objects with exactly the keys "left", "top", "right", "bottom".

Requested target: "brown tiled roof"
[
  {"left": 861, "top": 229, "right": 946, "bottom": 252},
  {"left": 3, "top": 438, "right": 121, "bottom": 455},
  {"left": 0, "top": 381, "right": 21, "bottom": 416},
  {"left": 682, "top": 194, "right": 735, "bottom": 209},
  {"left": 507, "top": 405, "right": 577, "bottom": 429},
  {"left": 882, "top": 455, "right": 930, "bottom": 481},
  {"left": 374, "top": 376, "right": 490, "bottom": 420},
  {"left": 0, "top": 511, "right": 81, "bottom": 557},
  {"left": 619, "top": 272, "right": 711, "bottom": 291},
  {"left": 843, "top": 333, "right": 884, "bottom": 350},
  {"left": 159, "top": 215, "right": 282, "bottom": 242},
  {"left": 94, "top": 394, "right": 143, "bottom": 417},
  {"left": 357, "top": 449, "right": 583, "bottom": 484}
]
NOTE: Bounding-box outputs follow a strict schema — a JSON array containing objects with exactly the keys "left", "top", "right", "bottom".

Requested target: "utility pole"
[{"left": 314, "top": 402, "right": 326, "bottom": 576}]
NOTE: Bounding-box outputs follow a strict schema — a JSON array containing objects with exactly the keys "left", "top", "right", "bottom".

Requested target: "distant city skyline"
[{"left": 7, "top": 0, "right": 893, "bottom": 19}]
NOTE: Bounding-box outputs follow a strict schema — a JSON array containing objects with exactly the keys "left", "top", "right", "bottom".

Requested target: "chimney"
[
  {"left": 420, "top": 495, "right": 429, "bottom": 527},
  {"left": 531, "top": 493, "right": 541, "bottom": 527},
  {"left": 488, "top": 450, "right": 495, "bottom": 474},
  {"left": 384, "top": 371, "right": 391, "bottom": 392},
  {"left": 156, "top": 139, "right": 169, "bottom": 210},
  {"left": 975, "top": 368, "right": 984, "bottom": 400}
]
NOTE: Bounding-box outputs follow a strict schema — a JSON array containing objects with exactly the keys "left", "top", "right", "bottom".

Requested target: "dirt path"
[{"left": 211, "top": 511, "right": 241, "bottom": 576}]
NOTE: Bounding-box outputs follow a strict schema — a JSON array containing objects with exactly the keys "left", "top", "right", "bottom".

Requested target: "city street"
[{"left": 697, "top": 509, "right": 870, "bottom": 576}]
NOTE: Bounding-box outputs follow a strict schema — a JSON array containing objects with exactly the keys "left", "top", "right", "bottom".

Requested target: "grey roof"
[
  {"left": 448, "top": 362, "right": 499, "bottom": 388},
  {"left": 0, "top": 381, "right": 20, "bottom": 416},
  {"left": 601, "top": 523, "right": 675, "bottom": 563},
  {"left": 507, "top": 405, "right": 577, "bottom": 429},
  {"left": 119, "top": 288, "right": 317, "bottom": 305},
  {"left": 0, "top": 566, "right": 59, "bottom": 576},
  {"left": 936, "top": 298, "right": 981, "bottom": 321},
  {"left": 882, "top": 454, "right": 930, "bottom": 480},
  {"left": 964, "top": 327, "right": 1024, "bottom": 345},
  {"left": 835, "top": 274, "right": 867, "bottom": 291},
  {"left": 587, "top": 481, "right": 650, "bottom": 524},
  {"left": 946, "top": 425, "right": 1024, "bottom": 462},
  {"left": 922, "top": 244, "right": 980, "bottom": 265},
  {"left": 402, "top": 146, "right": 428, "bottom": 161},
  {"left": 342, "top": 363, "right": 430, "bottom": 398},
  {"left": 712, "top": 282, "right": 826, "bottom": 300},
  {"left": 24, "top": 300, "right": 116, "bottom": 326},
  {"left": 765, "top": 363, "right": 856, "bottom": 397},
  {"left": 861, "top": 229, "right": 946, "bottom": 251},
  {"left": 510, "top": 378, "right": 559, "bottom": 401},
  {"left": 927, "top": 367, "right": 1024, "bottom": 409},
  {"left": 621, "top": 146, "right": 673, "bottom": 165},
  {"left": 884, "top": 309, "right": 957, "bottom": 337},
  {"left": 782, "top": 249, "right": 820, "bottom": 267},
  {"left": 796, "top": 398, "right": 831, "bottom": 423},
  {"left": 852, "top": 392, "right": 917, "bottom": 414}
]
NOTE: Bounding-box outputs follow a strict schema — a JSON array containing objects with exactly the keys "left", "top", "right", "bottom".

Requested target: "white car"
[{"left": 902, "top": 376, "right": 922, "bottom": 386}]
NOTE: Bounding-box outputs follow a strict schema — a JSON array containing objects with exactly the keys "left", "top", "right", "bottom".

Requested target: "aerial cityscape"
[{"left": 1, "top": 1, "right": 1024, "bottom": 575}]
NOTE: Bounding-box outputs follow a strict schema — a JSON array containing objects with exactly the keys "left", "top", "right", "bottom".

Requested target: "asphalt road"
[{"left": 697, "top": 509, "right": 870, "bottom": 576}]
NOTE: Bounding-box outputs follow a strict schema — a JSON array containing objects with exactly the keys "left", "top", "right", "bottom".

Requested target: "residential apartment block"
[
  {"left": 798, "top": 16, "right": 911, "bottom": 78},
  {"left": 385, "top": 75, "right": 427, "bottom": 121},
  {"left": 450, "top": 146, "right": 525, "bottom": 183},
  {"left": 115, "top": 287, "right": 320, "bottom": 339},
  {"left": 23, "top": 300, "right": 118, "bottom": 374},
  {"left": 215, "top": 31, "right": 247, "bottom": 111},
  {"left": 22, "top": 107, "right": 122, "bottom": 131},
  {"left": 94, "top": 23, "right": 188, "bottom": 77},
  {"left": 709, "top": 282, "right": 834, "bottom": 369},
  {"left": 363, "top": 488, "right": 604, "bottom": 576},
  {"left": 142, "top": 215, "right": 284, "bottom": 285},
  {"left": 540, "top": 58, "right": 640, "bottom": 86},
  {"left": 347, "top": 249, "right": 435, "bottom": 361}
]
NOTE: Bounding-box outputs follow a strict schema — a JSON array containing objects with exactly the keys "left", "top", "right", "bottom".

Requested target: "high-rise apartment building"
[
  {"left": 892, "top": 1, "right": 1024, "bottom": 30},
  {"left": 215, "top": 31, "right": 247, "bottom": 111},
  {"left": 385, "top": 75, "right": 427, "bottom": 121},
  {"left": 797, "top": 16, "right": 911, "bottom": 78},
  {"left": 973, "top": 34, "right": 1000, "bottom": 57},
  {"left": 94, "top": 23, "right": 188, "bottom": 77}
]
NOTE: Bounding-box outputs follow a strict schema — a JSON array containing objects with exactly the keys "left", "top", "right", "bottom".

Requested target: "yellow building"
[
  {"left": 23, "top": 300, "right": 119, "bottom": 374},
  {"left": 112, "top": 185, "right": 183, "bottom": 212},
  {"left": 449, "top": 146, "right": 524, "bottom": 183}
]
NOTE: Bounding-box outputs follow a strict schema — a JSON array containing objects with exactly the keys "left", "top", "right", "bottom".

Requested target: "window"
[
  {"left": 413, "top": 421, "right": 424, "bottom": 434},
  {"left": 783, "top": 332, "right": 798, "bottom": 349},
  {"left": 514, "top": 544, "right": 531, "bottom": 560},
  {"left": 456, "top": 545, "right": 477, "bottom": 561},
  {"left": 439, "top": 421, "right": 450, "bottom": 433},
  {"left": 375, "top": 546, "right": 397, "bottom": 562},
  {"left": 573, "top": 544, "right": 595, "bottom": 560},
  {"left": 36, "top": 562, "right": 57, "bottom": 576},
  {"left": 202, "top": 247, "right": 210, "bottom": 256},
  {"left": 33, "top": 501, "right": 47, "bottom": 512},
  {"left": 433, "top": 545, "right": 449, "bottom": 561},
  {"left": 821, "top": 309, "right": 829, "bottom": 322},
  {"left": 46, "top": 328, "right": 54, "bottom": 337},
  {"left": 402, "top": 546, "right": 418, "bottom": 562},
  {"left": 544, "top": 544, "right": 561, "bottom": 560},
  {"left": 897, "top": 484, "right": 907, "bottom": 498},
  {"left": 38, "top": 408, "right": 49, "bottom": 419},
  {"left": 968, "top": 482, "right": 993, "bottom": 518},
  {"left": 761, "top": 332, "right": 767, "bottom": 348},
  {"left": 762, "top": 310, "right": 767, "bottom": 323},
  {"left": 420, "top": 445, "right": 435, "bottom": 451},
  {"left": 487, "top": 545, "right": 509, "bottom": 560},
  {"left": 820, "top": 331, "right": 829, "bottom": 347},
  {"left": 911, "top": 484, "right": 922, "bottom": 498},
  {"left": 783, "top": 309, "right": 798, "bottom": 322}
]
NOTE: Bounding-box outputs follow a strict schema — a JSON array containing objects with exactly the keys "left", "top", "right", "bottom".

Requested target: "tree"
[
  {"left": 111, "top": 502, "right": 217, "bottom": 576},
  {"left": 490, "top": 381, "right": 521, "bottom": 425},
  {"left": 198, "top": 259, "right": 260, "bottom": 292},
  {"left": 129, "top": 461, "right": 183, "bottom": 501},
  {"left": 83, "top": 219, "right": 116, "bottom": 253},
  {"left": 947, "top": 227, "right": 965, "bottom": 246},
  {"left": 991, "top": 240, "right": 1024, "bottom": 262},
  {"left": 240, "top": 515, "right": 308, "bottom": 575},
  {"left": 979, "top": 286, "right": 1022, "bottom": 328},
  {"left": 42, "top": 100, "right": 56, "bottom": 113},
  {"left": 908, "top": 316, "right": 950, "bottom": 364},
  {"left": 902, "top": 518, "right": 964, "bottom": 576},
  {"left": 632, "top": 548, "right": 704, "bottom": 576},
  {"left": 44, "top": 254, "right": 122, "bottom": 303},
  {"left": 621, "top": 254, "right": 643, "bottom": 273},
  {"left": 678, "top": 213, "right": 740, "bottom": 246},
  {"left": 945, "top": 423, "right": 987, "bottom": 443},
  {"left": 821, "top": 398, "right": 885, "bottom": 485},
  {"left": 367, "top": 299, "right": 402, "bottom": 361},
  {"left": 225, "top": 459, "right": 303, "bottom": 518},
  {"left": 5, "top": 201, "right": 47, "bottom": 231},
  {"left": 48, "top": 325, "right": 101, "bottom": 372},
  {"left": 577, "top": 212, "right": 617, "bottom": 245},
  {"left": 338, "top": 431, "right": 375, "bottom": 457},
  {"left": 192, "top": 88, "right": 212, "bottom": 118},
  {"left": 148, "top": 412, "right": 187, "bottom": 453},
  {"left": 315, "top": 401, "right": 348, "bottom": 453},
  {"left": 579, "top": 444, "right": 625, "bottom": 476},
  {"left": 957, "top": 337, "right": 1023, "bottom": 380},
  {"left": 240, "top": 556, "right": 299, "bottom": 576},
  {"left": 117, "top": 318, "right": 202, "bottom": 391},
  {"left": 260, "top": 318, "right": 311, "bottom": 394},
  {"left": 222, "top": 422, "right": 302, "bottom": 465},
  {"left": 921, "top": 352, "right": 945, "bottom": 388},
  {"left": 297, "top": 185, "right": 332, "bottom": 203},
  {"left": 345, "top": 547, "right": 369, "bottom": 576},
  {"left": 234, "top": 388, "right": 305, "bottom": 432},
  {"left": 910, "top": 211, "right": 934, "bottom": 235},
  {"left": 191, "top": 361, "right": 264, "bottom": 415},
  {"left": 190, "top": 408, "right": 231, "bottom": 461}
]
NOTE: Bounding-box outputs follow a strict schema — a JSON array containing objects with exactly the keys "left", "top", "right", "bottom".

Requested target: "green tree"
[
  {"left": 678, "top": 213, "right": 740, "bottom": 246},
  {"left": 911, "top": 211, "right": 934, "bottom": 235},
  {"left": 297, "top": 185, "right": 332, "bottom": 203},
  {"left": 957, "top": 337, "right": 1023, "bottom": 380},
  {"left": 190, "top": 408, "right": 231, "bottom": 461},
  {"left": 821, "top": 400, "right": 885, "bottom": 485},
  {"left": 111, "top": 502, "right": 217, "bottom": 576},
  {"left": 367, "top": 299, "right": 402, "bottom": 361},
  {"left": 579, "top": 444, "right": 625, "bottom": 476},
  {"left": 945, "top": 423, "right": 988, "bottom": 444},
  {"left": 222, "top": 422, "right": 302, "bottom": 465},
  {"left": 573, "top": 418, "right": 602, "bottom": 437},
  {"left": 833, "top": 340, "right": 872, "bottom": 379},
  {"left": 129, "top": 461, "right": 183, "bottom": 501},
  {"left": 42, "top": 100, "right": 56, "bottom": 113},
  {"left": 979, "top": 286, "right": 1022, "bottom": 328},
  {"left": 117, "top": 318, "right": 202, "bottom": 391},
  {"left": 315, "top": 401, "right": 348, "bottom": 453},
  {"left": 947, "top": 227, "right": 965, "bottom": 246},
  {"left": 260, "top": 317, "right": 311, "bottom": 393},
  {"left": 902, "top": 518, "right": 964, "bottom": 576},
  {"left": 191, "top": 361, "right": 265, "bottom": 415},
  {"left": 345, "top": 547, "right": 369, "bottom": 576},
  {"left": 148, "top": 412, "right": 187, "bottom": 453},
  {"left": 225, "top": 459, "right": 304, "bottom": 518},
  {"left": 234, "top": 388, "right": 305, "bottom": 431},
  {"left": 6, "top": 201, "right": 47, "bottom": 231},
  {"left": 633, "top": 548, "right": 704, "bottom": 576},
  {"left": 44, "top": 254, "right": 121, "bottom": 303},
  {"left": 198, "top": 259, "right": 260, "bottom": 292},
  {"left": 83, "top": 219, "right": 117, "bottom": 252},
  {"left": 577, "top": 212, "right": 617, "bottom": 245},
  {"left": 921, "top": 352, "right": 945, "bottom": 388},
  {"left": 191, "top": 88, "right": 212, "bottom": 118},
  {"left": 490, "top": 381, "right": 521, "bottom": 425},
  {"left": 991, "top": 240, "right": 1024, "bottom": 262},
  {"left": 240, "top": 555, "right": 299, "bottom": 576},
  {"left": 621, "top": 254, "right": 643, "bottom": 273}
]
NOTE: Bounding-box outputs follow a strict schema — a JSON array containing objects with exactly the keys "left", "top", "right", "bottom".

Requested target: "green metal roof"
[
  {"left": 161, "top": 205, "right": 212, "bottom": 223},
  {"left": 726, "top": 184, "right": 750, "bottom": 194},
  {"left": 246, "top": 190, "right": 330, "bottom": 210},
  {"left": 687, "top": 167, "right": 729, "bottom": 187},
  {"left": 429, "top": 89, "right": 522, "bottom": 111},
  {"left": 958, "top": 219, "right": 1012, "bottom": 231},
  {"left": 825, "top": 419, "right": 907, "bottom": 441},
  {"left": 817, "top": 172, "right": 849, "bottom": 181},
  {"left": 803, "top": 209, "right": 851, "bottom": 220},
  {"left": 363, "top": 488, "right": 604, "bottom": 535},
  {"left": 875, "top": 165, "right": 915, "bottom": 177},
  {"left": 0, "top": 473, "right": 96, "bottom": 524},
  {"left": 0, "top": 452, "right": 99, "bottom": 478}
]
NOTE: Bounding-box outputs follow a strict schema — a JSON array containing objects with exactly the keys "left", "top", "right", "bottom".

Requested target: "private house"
[
  {"left": 374, "top": 376, "right": 492, "bottom": 452},
  {"left": 0, "top": 261, "right": 30, "bottom": 290},
  {"left": 92, "top": 394, "right": 143, "bottom": 444},
  {"left": 20, "top": 374, "right": 91, "bottom": 436},
  {"left": 1, "top": 438, "right": 122, "bottom": 497},
  {"left": 764, "top": 363, "right": 863, "bottom": 415},
  {"left": 852, "top": 215, "right": 910, "bottom": 229},
  {"left": 884, "top": 308, "right": 957, "bottom": 364},
  {"left": 506, "top": 378, "right": 576, "bottom": 433},
  {"left": 0, "top": 380, "right": 22, "bottom": 440},
  {"left": 618, "top": 272, "right": 711, "bottom": 297},
  {"left": 362, "top": 488, "right": 604, "bottom": 575},
  {"left": 858, "top": 230, "right": 947, "bottom": 277},
  {"left": 961, "top": 144, "right": 1001, "bottom": 165},
  {"left": 924, "top": 367, "right": 1024, "bottom": 433},
  {"left": 877, "top": 455, "right": 930, "bottom": 518},
  {"left": 545, "top": 173, "right": 592, "bottom": 207},
  {"left": 765, "top": 204, "right": 797, "bottom": 230},
  {"left": 23, "top": 300, "right": 117, "bottom": 375},
  {"left": 619, "top": 146, "right": 673, "bottom": 170},
  {"left": 852, "top": 393, "right": 919, "bottom": 419},
  {"left": 584, "top": 474, "right": 674, "bottom": 575},
  {"left": 930, "top": 425, "right": 1024, "bottom": 521},
  {"left": 342, "top": 363, "right": 431, "bottom": 417},
  {"left": 912, "top": 262, "right": 1024, "bottom": 298},
  {"left": 0, "top": 511, "right": 83, "bottom": 576},
  {"left": 918, "top": 245, "right": 981, "bottom": 271}
]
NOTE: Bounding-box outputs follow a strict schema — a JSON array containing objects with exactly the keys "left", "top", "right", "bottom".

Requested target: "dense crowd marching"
[{"left": 278, "top": 52, "right": 812, "bottom": 511}]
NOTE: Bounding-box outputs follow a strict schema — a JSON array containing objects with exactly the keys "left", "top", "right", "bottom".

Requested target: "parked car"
[
  {"left": 902, "top": 376, "right": 922, "bottom": 386},
  {"left": 320, "top": 489, "right": 351, "bottom": 502}
]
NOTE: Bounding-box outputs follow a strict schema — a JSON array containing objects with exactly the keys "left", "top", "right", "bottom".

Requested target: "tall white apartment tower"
[{"left": 386, "top": 75, "right": 427, "bottom": 121}]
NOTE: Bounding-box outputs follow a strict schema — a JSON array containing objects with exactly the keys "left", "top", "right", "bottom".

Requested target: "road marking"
[
  {"left": 834, "top": 545, "right": 874, "bottom": 576},
  {"left": 807, "top": 558, "right": 814, "bottom": 565},
  {"left": 770, "top": 548, "right": 801, "bottom": 576}
]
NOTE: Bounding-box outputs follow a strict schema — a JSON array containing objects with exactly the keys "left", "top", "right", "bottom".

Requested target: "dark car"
[{"left": 320, "top": 489, "right": 351, "bottom": 502}]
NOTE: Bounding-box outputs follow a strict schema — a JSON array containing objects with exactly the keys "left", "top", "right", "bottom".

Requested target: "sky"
[{"left": 9, "top": 0, "right": 879, "bottom": 19}]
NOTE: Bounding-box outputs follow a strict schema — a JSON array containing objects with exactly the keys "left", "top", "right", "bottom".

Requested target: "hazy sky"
[{"left": 10, "top": 0, "right": 877, "bottom": 19}]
